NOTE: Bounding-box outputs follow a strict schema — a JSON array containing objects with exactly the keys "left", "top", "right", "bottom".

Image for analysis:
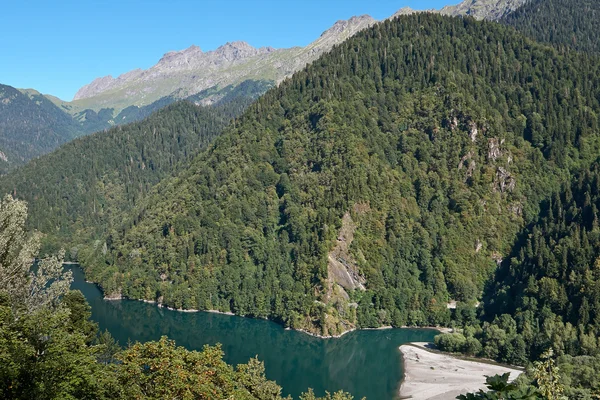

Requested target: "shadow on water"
[{"left": 69, "top": 265, "right": 437, "bottom": 400}]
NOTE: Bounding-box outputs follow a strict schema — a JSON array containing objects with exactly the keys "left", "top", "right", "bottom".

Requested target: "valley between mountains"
[{"left": 2, "top": 0, "right": 600, "bottom": 398}]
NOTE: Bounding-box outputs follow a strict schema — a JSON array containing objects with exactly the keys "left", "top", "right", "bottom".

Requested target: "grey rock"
[
  {"left": 72, "top": 1, "right": 526, "bottom": 112},
  {"left": 440, "top": 0, "right": 528, "bottom": 21}
]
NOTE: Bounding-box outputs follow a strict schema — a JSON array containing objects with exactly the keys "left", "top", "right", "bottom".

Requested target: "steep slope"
[
  {"left": 71, "top": 16, "right": 376, "bottom": 113},
  {"left": 0, "top": 99, "right": 252, "bottom": 255},
  {"left": 436, "top": 165, "right": 600, "bottom": 397},
  {"left": 501, "top": 0, "right": 600, "bottom": 54},
  {"left": 79, "top": 14, "right": 600, "bottom": 336},
  {"left": 2, "top": 1, "right": 536, "bottom": 166},
  {"left": 73, "top": 0, "right": 542, "bottom": 115},
  {"left": 440, "top": 0, "right": 527, "bottom": 20},
  {"left": 0, "top": 84, "right": 81, "bottom": 173},
  {"left": 484, "top": 164, "right": 600, "bottom": 356}
]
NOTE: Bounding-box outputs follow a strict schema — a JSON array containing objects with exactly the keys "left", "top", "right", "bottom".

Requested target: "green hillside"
[
  {"left": 0, "top": 80, "right": 272, "bottom": 174},
  {"left": 502, "top": 0, "right": 600, "bottom": 54},
  {"left": 73, "top": 14, "right": 600, "bottom": 337},
  {"left": 436, "top": 164, "right": 600, "bottom": 397},
  {"left": 0, "top": 84, "right": 81, "bottom": 173},
  {"left": 485, "top": 163, "right": 600, "bottom": 347},
  {"left": 0, "top": 100, "right": 254, "bottom": 256}
]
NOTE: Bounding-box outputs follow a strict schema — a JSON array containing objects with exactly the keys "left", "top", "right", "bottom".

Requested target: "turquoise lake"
[{"left": 70, "top": 266, "right": 437, "bottom": 400}]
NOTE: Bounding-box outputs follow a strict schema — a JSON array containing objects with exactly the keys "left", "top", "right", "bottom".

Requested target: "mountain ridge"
[
  {"left": 69, "top": 14, "right": 376, "bottom": 112},
  {"left": 69, "top": 1, "right": 529, "bottom": 113},
  {"left": 73, "top": 42, "right": 277, "bottom": 102},
  {"left": 440, "top": 0, "right": 527, "bottom": 20},
  {"left": 64, "top": 13, "right": 600, "bottom": 338},
  {"left": 0, "top": 84, "right": 81, "bottom": 173},
  {"left": 0, "top": 0, "right": 574, "bottom": 174}
]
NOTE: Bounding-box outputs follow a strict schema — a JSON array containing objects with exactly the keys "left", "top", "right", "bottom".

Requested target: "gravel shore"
[{"left": 399, "top": 343, "right": 523, "bottom": 399}]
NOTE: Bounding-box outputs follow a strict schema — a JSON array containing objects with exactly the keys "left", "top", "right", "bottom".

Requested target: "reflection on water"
[{"left": 70, "top": 266, "right": 436, "bottom": 400}]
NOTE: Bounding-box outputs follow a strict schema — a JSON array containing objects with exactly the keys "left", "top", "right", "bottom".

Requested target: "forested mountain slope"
[
  {"left": 501, "top": 0, "right": 600, "bottom": 54},
  {"left": 0, "top": 13, "right": 372, "bottom": 168},
  {"left": 0, "top": 84, "right": 81, "bottom": 173},
  {"left": 78, "top": 14, "right": 600, "bottom": 336},
  {"left": 0, "top": 99, "right": 253, "bottom": 255},
  {"left": 436, "top": 164, "right": 600, "bottom": 397},
  {"left": 484, "top": 163, "right": 600, "bottom": 357}
]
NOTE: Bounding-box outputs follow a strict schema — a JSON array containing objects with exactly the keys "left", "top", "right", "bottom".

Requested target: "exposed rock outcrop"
[
  {"left": 487, "top": 137, "right": 503, "bottom": 161},
  {"left": 327, "top": 211, "right": 367, "bottom": 293},
  {"left": 494, "top": 167, "right": 516, "bottom": 193},
  {"left": 71, "top": 0, "right": 527, "bottom": 112},
  {"left": 71, "top": 16, "right": 375, "bottom": 112},
  {"left": 440, "top": 0, "right": 528, "bottom": 21}
]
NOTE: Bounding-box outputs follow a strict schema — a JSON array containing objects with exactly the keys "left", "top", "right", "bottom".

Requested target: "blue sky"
[{"left": 1, "top": 0, "right": 451, "bottom": 101}]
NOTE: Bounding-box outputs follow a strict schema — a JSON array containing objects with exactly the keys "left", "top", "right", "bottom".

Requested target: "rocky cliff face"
[{"left": 440, "top": 0, "right": 528, "bottom": 20}]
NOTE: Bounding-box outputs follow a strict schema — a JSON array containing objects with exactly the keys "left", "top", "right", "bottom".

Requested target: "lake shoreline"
[
  {"left": 68, "top": 264, "right": 439, "bottom": 398},
  {"left": 69, "top": 263, "right": 448, "bottom": 339},
  {"left": 398, "top": 342, "right": 524, "bottom": 399},
  {"left": 110, "top": 294, "right": 447, "bottom": 338},
  {"left": 104, "top": 293, "right": 448, "bottom": 339}
]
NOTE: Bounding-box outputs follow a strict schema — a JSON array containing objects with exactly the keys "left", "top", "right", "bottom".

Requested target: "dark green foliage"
[
  {"left": 0, "top": 85, "right": 80, "bottom": 173},
  {"left": 502, "top": 0, "right": 600, "bottom": 54},
  {"left": 483, "top": 163, "right": 600, "bottom": 359},
  {"left": 0, "top": 295, "right": 110, "bottom": 399},
  {"left": 438, "top": 164, "right": 600, "bottom": 397},
  {"left": 187, "top": 79, "right": 275, "bottom": 106},
  {"left": 0, "top": 101, "right": 245, "bottom": 255},
  {"left": 458, "top": 373, "right": 540, "bottom": 399},
  {"left": 95, "top": 329, "right": 120, "bottom": 365},
  {"left": 556, "top": 354, "right": 600, "bottom": 398},
  {"left": 0, "top": 79, "right": 273, "bottom": 174},
  {"left": 62, "top": 290, "right": 98, "bottom": 343},
  {"left": 84, "top": 13, "right": 600, "bottom": 335}
]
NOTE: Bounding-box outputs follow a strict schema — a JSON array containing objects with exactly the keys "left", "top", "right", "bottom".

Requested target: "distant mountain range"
[
  {"left": 0, "top": 0, "right": 532, "bottom": 172},
  {"left": 0, "top": 85, "right": 80, "bottom": 173},
  {"left": 71, "top": 0, "right": 529, "bottom": 114},
  {"left": 70, "top": 15, "right": 377, "bottom": 113}
]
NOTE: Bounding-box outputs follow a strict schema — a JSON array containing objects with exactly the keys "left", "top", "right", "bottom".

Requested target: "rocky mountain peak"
[
  {"left": 213, "top": 41, "right": 268, "bottom": 61},
  {"left": 73, "top": 75, "right": 115, "bottom": 101},
  {"left": 71, "top": 1, "right": 529, "bottom": 105},
  {"left": 440, "top": 0, "right": 528, "bottom": 20},
  {"left": 321, "top": 15, "right": 375, "bottom": 38},
  {"left": 393, "top": 7, "right": 418, "bottom": 16},
  {"left": 157, "top": 45, "right": 203, "bottom": 66}
]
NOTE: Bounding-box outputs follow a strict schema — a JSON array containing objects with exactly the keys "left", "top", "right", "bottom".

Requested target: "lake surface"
[{"left": 70, "top": 266, "right": 437, "bottom": 400}]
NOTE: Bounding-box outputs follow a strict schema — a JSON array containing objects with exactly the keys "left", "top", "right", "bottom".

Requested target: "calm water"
[{"left": 70, "top": 266, "right": 437, "bottom": 400}]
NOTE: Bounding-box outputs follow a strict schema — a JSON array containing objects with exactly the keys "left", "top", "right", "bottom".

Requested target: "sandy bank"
[{"left": 399, "top": 343, "right": 522, "bottom": 399}]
